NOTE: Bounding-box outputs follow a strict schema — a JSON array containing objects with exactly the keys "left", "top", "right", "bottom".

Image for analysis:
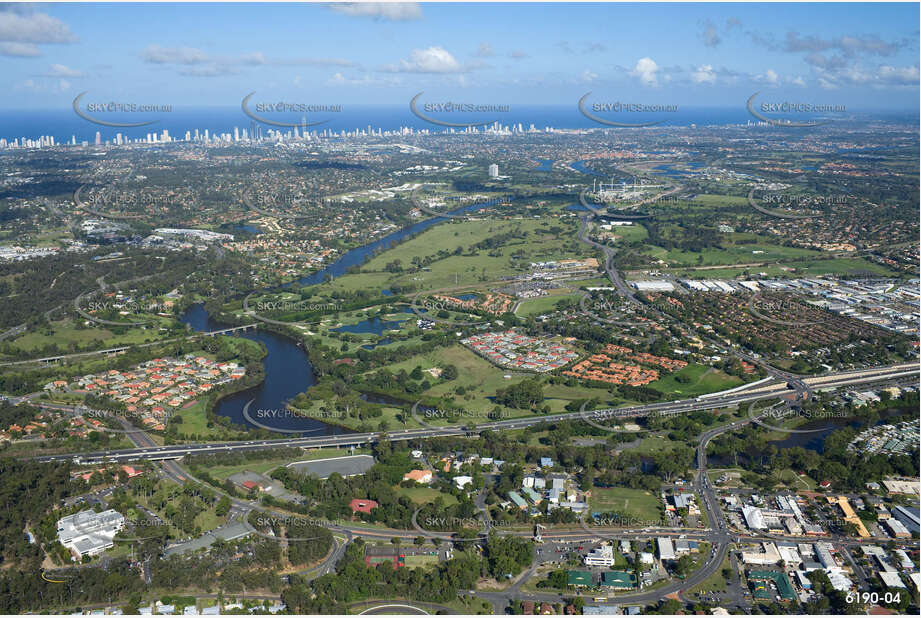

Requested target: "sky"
[{"left": 1, "top": 1, "right": 919, "bottom": 111}]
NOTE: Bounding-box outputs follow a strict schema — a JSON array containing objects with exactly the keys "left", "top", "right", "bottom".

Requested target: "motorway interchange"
[
  {"left": 30, "top": 358, "right": 918, "bottom": 610},
  {"left": 33, "top": 360, "right": 919, "bottom": 465}
]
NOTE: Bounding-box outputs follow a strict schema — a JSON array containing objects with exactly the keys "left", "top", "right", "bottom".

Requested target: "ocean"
[{"left": 3, "top": 105, "right": 914, "bottom": 146}]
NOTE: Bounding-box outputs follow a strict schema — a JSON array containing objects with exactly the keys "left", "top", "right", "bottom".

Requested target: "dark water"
[
  {"left": 360, "top": 392, "right": 409, "bottom": 406},
  {"left": 361, "top": 337, "right": 393, "bottom": 351},
  {"left": 287, "top": 197, "right": 507, "bottom": 288},
  {"left": 533, "top": 159, "right": 555, "bottom": 172},
  {"left": 332, "top": 316, "right": 406, "bottom": 335},
  {"left": 569, "top": 160, "right": 605, "bottom": 177},
  {"left": 178, "top": 196, "right": 500, "bottom": 432},
  {"left": 766, "top": 408, "right": 905, "bottom": 452},
  {"left": 708, "top": 407, "right": 907, "bottom": 466},
  {"left": 179, "top": 303, "right": 345, "bottom": 435},
  {"left": 650, "top": 162, "right": 706, "bottom": 178},
  {"left": 566, "top": 203, "right": 591, "bottom": 212}
]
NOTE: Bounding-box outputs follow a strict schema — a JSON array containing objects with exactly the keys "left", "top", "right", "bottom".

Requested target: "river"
[
  {"left": 178, "top": 199, "right": 498, "bottom": 433},
  {"left": 707, "top": 407, "right": 908, "bottom": 467}
]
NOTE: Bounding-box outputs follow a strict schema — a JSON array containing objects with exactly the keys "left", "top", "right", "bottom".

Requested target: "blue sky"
[{"left": 1, "top": 2, "right": 918, "bottom": 110}]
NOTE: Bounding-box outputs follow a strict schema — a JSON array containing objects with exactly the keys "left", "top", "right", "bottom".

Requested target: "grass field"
[
  {"left": 687, "top": 194, "right": 751, "bottom": 208},
  {"left": 379, "top": 347, "right": 743, "bottom": 421},
  {"left": 395, "top": 486, "right": 459, "bottom": 506},
  {"left": 8, "top": 317, "right": 181, "bottom": 355},
  {"left": 514, "top": 292, "right": 581, "bottom": 317},
  {"left": 588, "top": 487, "right": 662, "bottom": 522},
  {"left": 295, "top": 447, "right": 371, "bottom": 461},
  {"left": 623, "top": 434, "right": 676, "bottom": 455},
  {"left": 649, "top": 364, "right": 744, "bottom": 397},
  {"left": 402, "top": 554, "right": 440, "bottom": 567},
  {"left": 404, "top": 344, "right": 512, "bottom": 406},
  {"left": 207, "top": 459, "right": 290, "bottom": 480},
  {"left": 606, "top": 224, "right": 649, "bottom": 243},
  {"left": 324, "top": 217, "right": 589, "bottom": 296},
  {"left": 644, "top": 241, "right": 820, "bottom": 268}
]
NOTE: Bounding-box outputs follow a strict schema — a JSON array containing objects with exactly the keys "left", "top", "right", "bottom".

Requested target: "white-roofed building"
[
  {"left": 814, "top": 542, "right": 837, "bottom": 569},
  {"left": 657, "top": 538, "right": 675, "bottom": 561},
  {"left": 825, "top": 568, "right": 853, "bottom": 592},
  {"left": 741, "top": 542, "right": 781, "bottom": 566},
  {"left": 742, "top": 505, "right": 766, "bottom": 530},
  {"left": 584, "top": 543, "right": 616, "bottom": 567},
  {"left": 879, "top": 571, "right": 906, "bottom": 589},
  {"left": 56, "top": 509, "right": 125, "bottom": 558},
  {"left": 894, "top": 549, "right": 914, "bottom": 569},
  {"left": 777, "top": 544, "right": 801, "bottom": 565},
  {"left": 634, "top": 280, "right": 675, "bottom": 292}
]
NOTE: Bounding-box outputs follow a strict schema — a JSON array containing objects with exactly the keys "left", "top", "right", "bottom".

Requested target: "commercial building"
[
  {"left": 657, "top": 537, "right": 675, "bottom": 561},
  {"left": 891, "top": 506, "right": 920, "bottom": 535},
  {"left": 57, "top": 509, "right": 126, "bottom": 558},
  {"left": 601, "top": 571, "right": 636, "bottom": 589},
  {"left": 742, "top": 505, "right": 766, "bottom": 530},
  {"left": 884, "top": 518, "right": 910, "bottom": 538},
  {"left": 829, "top": 496, "right": 870, "bottom": 537},
  {"left": 741, "top": 542, "right": 781, "bottom": 566},
  {"left": 878, "top": 571, "right": 906, "bottom": 589},
  {"left": 584, "top": 544, "right": 615, "bottom": 567},
  {"left": 748, "top": 570, "right": 796, "bottom": 602},
  {"left": 633, "top": 280, "right": 675, "bottom": 292},
  {"left": 568, "top": 570, "right": 593, "bottom": 587},
  {"left": 882, "top": 479, "right": 920, "bottom": 495},
  {"left": 522, "top": 486, "right": 543, "bottom": 504}
]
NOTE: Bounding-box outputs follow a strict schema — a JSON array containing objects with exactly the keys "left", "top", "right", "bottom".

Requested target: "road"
[
  {"left": 30, "top": 361, "right": 917, "bottom": 465},
  {"left": 41, "top": 383, "right": 917, "bottom": 613}
]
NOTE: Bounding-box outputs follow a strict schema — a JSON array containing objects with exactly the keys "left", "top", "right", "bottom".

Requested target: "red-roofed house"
[
  {"left": 349, "top": 498, "right": 379, "bottom": 515},
  {"left": 403, "top": 469, "right": 433, "bottom": 484}
]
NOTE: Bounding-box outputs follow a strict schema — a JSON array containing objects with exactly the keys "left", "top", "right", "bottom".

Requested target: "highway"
[
  {"left": 37, "top": 362, "right": 917, "bottom": 613},
  {"left": 31, "top": 361, "right": 918, "bottom": 465}
]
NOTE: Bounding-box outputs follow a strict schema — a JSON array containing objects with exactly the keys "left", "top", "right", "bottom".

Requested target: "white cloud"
[
  {"left": 42, "top": 64, "right": 85, "bottom": 78},
  {"left": 0, "top": 7, "right": 77, "bottom": 44},
  {"left": 0, "top": 41, "right": 40, "bottom": 57},
  {"left": 691, "top": 64, "right": 716, "bottom": 84},
  {"left": 327, "top": 3, "right": 422, "bottom": 21},
  {"left": 141, "top": 45, "right": 209, "bottom": 65},
  {"left": 178, "top": 65, "right": 239, "bottom": 77},
  {"left": 581, "top": 69, "right": 599, "bottom": 83},
  {"left": 141, "top": 45, "right": 355, "bottom": 77},
  {"left": 327, "top": 72, "right": 403, "bottom": 87},
  {"left": 631, "top": 57, "right": 659, "bottom": 86},
  {"left": 754, "top": 68, "right": 780, "bottom": 85},
  {"left": 15, "top": 77, "right": 73, "bottom": 93},
  {"left": 239, "top": 51, "right": 267, "bottom": 65},
  {"left": 876, "top": 64, "right": 920, "bottom": 85},
  {"left": 380, "top": 46, "right": 467, "bottom": 73}
]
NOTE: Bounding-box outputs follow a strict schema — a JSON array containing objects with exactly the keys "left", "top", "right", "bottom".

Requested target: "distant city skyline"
[{"left": 0, "top": 2, "right": 918, "bottom": 112}]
